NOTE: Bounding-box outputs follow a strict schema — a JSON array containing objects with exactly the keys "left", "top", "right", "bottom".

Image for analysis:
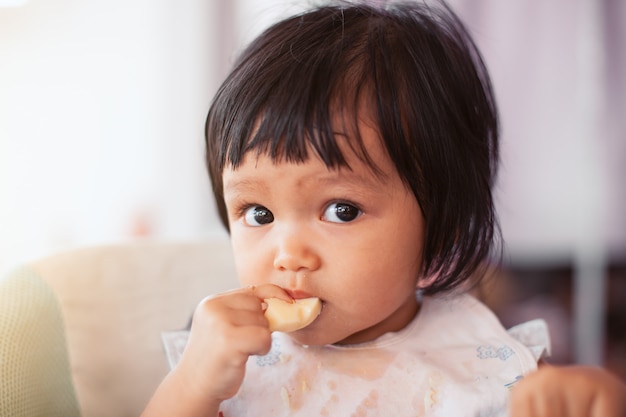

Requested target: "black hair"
[{"left": 205, "top": 0, "right": 501, "bottom": 294}]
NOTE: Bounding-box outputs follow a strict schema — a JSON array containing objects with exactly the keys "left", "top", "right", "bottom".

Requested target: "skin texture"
[
  {"left": 143, "top": 117, "right": 424, "bottom": 417},
  {"left": 222, "top": 120, "right": 423, "bottom": 347},
  {"left": 142, "top": 118, "right": 626, "bottom": 417},
  {"left": 509, "top": 364, "right": 626, "bottom": 417}
]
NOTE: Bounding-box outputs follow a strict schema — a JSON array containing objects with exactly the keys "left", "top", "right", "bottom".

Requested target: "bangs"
[
  {"left": 206, "top": 2, "right": 501, "bottom": 294},
  {"left": 241, "top": 75, "right": 371, "bottom": 171},
  {"left": 207, "top": 11, "right": 377, "bottom": 174}
]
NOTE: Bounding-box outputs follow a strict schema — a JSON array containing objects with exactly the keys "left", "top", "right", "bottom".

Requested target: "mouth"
[{"left": 285, "top": 288, "right": 316, "bottom": 300}]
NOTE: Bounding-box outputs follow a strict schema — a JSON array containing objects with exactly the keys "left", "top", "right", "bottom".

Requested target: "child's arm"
[
  {"left": 141, "top": 285, "right": 291, "bottom": 417},
  {"left": 509, "top": 363, "right": 626, "bottom": 417}
]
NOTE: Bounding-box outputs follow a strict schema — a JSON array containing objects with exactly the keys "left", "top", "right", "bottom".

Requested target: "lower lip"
[{"left": 287, "top": 289, "right": 315, "bottom": 299}]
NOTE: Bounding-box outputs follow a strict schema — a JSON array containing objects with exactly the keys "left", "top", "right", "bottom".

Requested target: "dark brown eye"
[
  {"left": 244, "top": 205, "right": 274, "bottom": 226},
  {"left": 323, "top": 202, "right": 361, "bottom": 223}
]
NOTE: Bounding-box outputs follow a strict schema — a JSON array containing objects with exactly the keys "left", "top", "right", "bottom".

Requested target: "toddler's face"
[{"left": 222, "top": 120, "right": 425, "bottom": 346}]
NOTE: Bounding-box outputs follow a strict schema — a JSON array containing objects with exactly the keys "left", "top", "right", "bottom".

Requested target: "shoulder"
[
  {"left": 415, "top": 293, "right": 541, "bottom": 365},
  {"left": 418, "top": 292, "right": 506, "bottom": 337},
  {"left": 422, "top": 293, "right": 551, "bottom": 362}
]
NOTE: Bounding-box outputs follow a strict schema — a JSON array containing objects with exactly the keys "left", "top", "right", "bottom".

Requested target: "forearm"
[
  {"left": 141, "top": 370, "right": 221, "bottom": 417},
  {"left": 142, "top": 286, "right": 284, "bottom": 416}
]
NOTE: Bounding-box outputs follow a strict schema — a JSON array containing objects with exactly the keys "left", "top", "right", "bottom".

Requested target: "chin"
[{"left": 288, "top": 327, "right": 339, "bottom": 347}]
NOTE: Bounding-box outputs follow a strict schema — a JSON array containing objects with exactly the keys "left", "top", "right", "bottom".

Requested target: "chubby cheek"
[
  {"left": 324, "top": 254, "right": 417, "bottom": 318},
  {"left": 330, "top": 274, "right": 409, "bottom": 318},
  {"left": 229, "top": 229, "right": 270, "bottom": 287},
  {"left": 341, "top": 245, "right": 420, "bottom": 313},
  {"left": 234, "top": 256, "right": 270, "bottom": 288}
]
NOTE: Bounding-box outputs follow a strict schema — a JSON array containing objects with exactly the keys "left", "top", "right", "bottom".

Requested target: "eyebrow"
[
  {"left": 223, "top": 167, "right": 389, "bottom": 198},
  {"left": 313, "top": 170, "right": 387, "bottom": 189}
]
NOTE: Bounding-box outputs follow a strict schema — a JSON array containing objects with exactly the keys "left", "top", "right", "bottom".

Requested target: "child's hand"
[
  {"left": 173, "top": 285, "right": 291, "bottom": 408},
  {"left": 509, "top": 364, "right": 626, "bottom": 417}
]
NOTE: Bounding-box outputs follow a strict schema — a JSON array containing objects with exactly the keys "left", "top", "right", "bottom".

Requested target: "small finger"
[{"left": 246, "top": 283, "right": 293, "bottom": 303}]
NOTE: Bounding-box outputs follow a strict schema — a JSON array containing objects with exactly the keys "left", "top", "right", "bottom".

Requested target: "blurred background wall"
[
  {"left": 1, "top": 0, "right": 624, "bottom": 371},
  {"left": 0, "top": 0, "right": 222, "bottom": 272}
]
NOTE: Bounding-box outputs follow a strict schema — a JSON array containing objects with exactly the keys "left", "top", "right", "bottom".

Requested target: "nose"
[{"left": 272, "top": 226, "right": 321, "bottom": 272}]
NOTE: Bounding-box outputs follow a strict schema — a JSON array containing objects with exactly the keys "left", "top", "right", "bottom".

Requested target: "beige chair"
[{"left": 0, "top": 239, "right": 238, "bottom": 417}]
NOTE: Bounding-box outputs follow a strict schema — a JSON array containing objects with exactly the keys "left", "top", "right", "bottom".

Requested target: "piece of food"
[{"left": 264, "top": 297, "right": 322, "bottom": 332}]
